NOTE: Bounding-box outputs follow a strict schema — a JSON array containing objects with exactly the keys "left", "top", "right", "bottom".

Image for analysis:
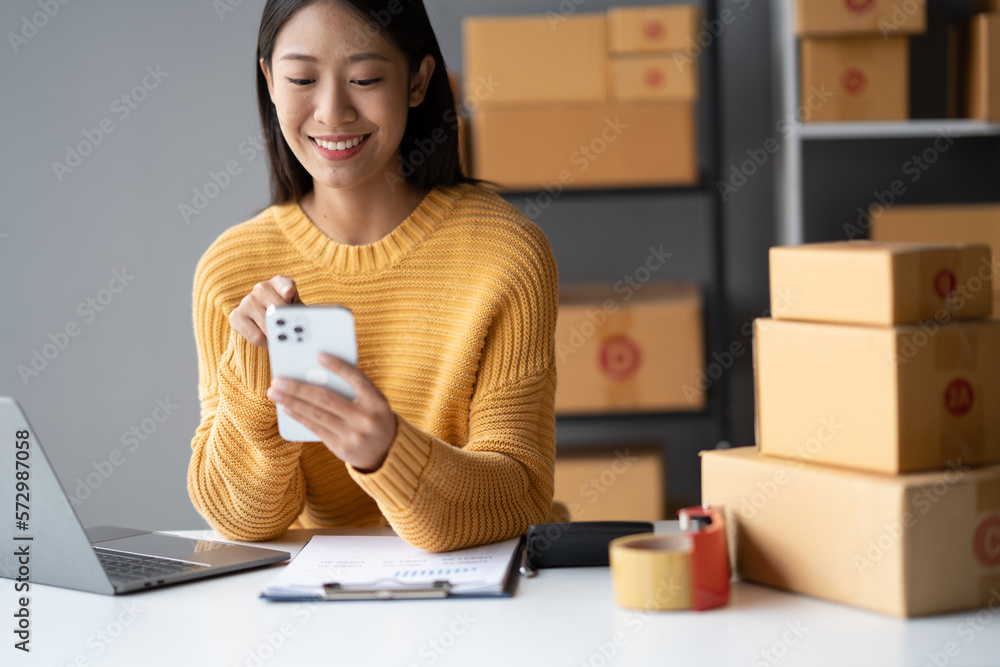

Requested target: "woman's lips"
[{"left": 310, "top": 134, "right": 371, "bottom": 161}]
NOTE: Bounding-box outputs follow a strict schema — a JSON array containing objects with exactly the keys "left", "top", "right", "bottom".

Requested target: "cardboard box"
[
  {"left": 462, "top": 14, "right": 607, "bottom": 107},
  {"left": 869, "top": 204, "right": 1000, "bottom": 300},
  {"left": 701, "top": 447, "right": 1000, "bottom": 618},
  {"left": 972, "top": 0, "right": 1000, "bottom": 13},
  {"left": 608, "top": 54, "right": 699, "bottom": 102},
  {"left": 800, "top": 36, "right": 909, "bottom": 121},
  {"left": 754, "top": 317, "right": 1000, "bottom": 474},
  {"left": 554, "top": 447, "right": 665, "bottom": 521},
  {"left": 471, "top": 102, "right": 698, "bottom": 190},
  {"left": 769, "top": 241, "right": 993, "bottom": 326},
  {"left": 967, "top": 14, "right": 1000, "bottom": 121},
  {"left": 554, "top": 282, "right": 703, "bottom": 414},
  {"left": 607, "top": 5, "right": 700, "bottom": 54},
  {"left": 795, "top": 0, "right": 926, "bottom": 36}
]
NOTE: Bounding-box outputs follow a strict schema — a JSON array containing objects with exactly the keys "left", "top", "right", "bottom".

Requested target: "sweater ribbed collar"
[{"left": 272, "top": 184, "right": 466, "bottom": 275}]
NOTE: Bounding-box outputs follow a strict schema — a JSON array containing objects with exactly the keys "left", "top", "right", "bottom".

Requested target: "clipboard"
[{"left": 260, "top": 534, "right": 525, "bottom": 601}]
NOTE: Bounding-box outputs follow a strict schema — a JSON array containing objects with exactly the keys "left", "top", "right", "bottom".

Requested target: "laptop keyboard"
[{"left": 95, "top": 548, "right": 209, "bottom": 583}]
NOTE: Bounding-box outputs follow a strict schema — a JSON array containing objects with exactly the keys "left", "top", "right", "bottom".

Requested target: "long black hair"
[{"left": 256, "top": 0, "right": 478, "bottom": 205}]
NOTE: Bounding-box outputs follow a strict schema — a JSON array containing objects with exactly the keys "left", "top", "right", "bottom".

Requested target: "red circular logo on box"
[
  {"left": 844, "top": 0, "right": 876, "bottom": 13},
  {"left": 644, "top": 67, "right": 665, "bottom": 89},
  {"left": 841, "top": 68, "right": 867, "bottom": 95},
  {"left": 973, "top": 516, "right": 1000, "bottom": 567},
  {"left": 933, "top": 269, "right": 958, "bottom": 299},
  {"left": 643, "top": 19, "right": 665, "bottom": 41},
  {"left": 944, "top": 378, "right": 974, "bottom": 417},
  {"left": 599, "top": 335, "right": 642, "bottom": 381}
]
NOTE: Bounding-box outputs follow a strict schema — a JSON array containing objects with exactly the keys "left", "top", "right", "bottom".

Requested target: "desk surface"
[{"left": 10, "top": 527, "right": 1000, "bottom": 667}]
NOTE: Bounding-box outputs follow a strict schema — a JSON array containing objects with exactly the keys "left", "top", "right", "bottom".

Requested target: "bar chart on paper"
[{"left": 261, "top": 535, "right": 522, "bottom": 599}]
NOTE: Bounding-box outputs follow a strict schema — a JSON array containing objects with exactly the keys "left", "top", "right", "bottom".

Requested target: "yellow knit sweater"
[{"left": 187, "top": 183, "right": 558, "bottom": 552}]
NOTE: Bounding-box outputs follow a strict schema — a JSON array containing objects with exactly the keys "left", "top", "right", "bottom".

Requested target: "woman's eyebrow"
[
  {"left": 345, "top": 52, "right": 391, "bottom": 63},
  {"left": 277, "top": 52, "right": 390, "bottom": 64}
]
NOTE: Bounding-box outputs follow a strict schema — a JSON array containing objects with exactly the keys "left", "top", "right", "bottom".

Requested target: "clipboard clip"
[{"left": 320, "top": 580, "right": 452, "bottom": 600}]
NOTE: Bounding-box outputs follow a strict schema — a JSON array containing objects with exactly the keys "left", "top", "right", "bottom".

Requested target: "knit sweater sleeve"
[
  {"left": 186, "top": 234, "right": 306, "bottom": 541},
  {"left": 348, "top": 218, "right": 559, "bottom": 552}
]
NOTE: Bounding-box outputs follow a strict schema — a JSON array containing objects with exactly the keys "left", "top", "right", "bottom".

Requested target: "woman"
[{"left": 187, "top": 0, "right": 559, "bottom": 552}]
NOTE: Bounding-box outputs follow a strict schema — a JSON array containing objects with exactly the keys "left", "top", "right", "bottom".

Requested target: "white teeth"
[{"left": 316, "top": 136, "right": 364, "bottom": 151}]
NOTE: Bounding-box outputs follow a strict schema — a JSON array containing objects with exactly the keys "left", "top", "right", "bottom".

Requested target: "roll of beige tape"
[{"left": 609, "top": 533, "right": 694, "bottom": 611}]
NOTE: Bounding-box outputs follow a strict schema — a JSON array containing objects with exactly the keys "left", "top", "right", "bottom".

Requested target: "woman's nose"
[{"left": 314, "top": 80, "right": 357, "bottom": 127}]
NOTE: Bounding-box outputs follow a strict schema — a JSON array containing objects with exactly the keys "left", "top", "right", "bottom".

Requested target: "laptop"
[{"left": 0, "top": 396, "right": 289, "bottom": 594}]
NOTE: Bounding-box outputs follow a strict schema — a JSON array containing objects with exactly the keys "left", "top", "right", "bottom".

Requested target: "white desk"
[{"left": 10, "top": 527, "right": 1000, "bottom": 667}]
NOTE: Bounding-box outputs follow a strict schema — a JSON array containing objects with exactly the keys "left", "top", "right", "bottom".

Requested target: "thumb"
[{"left": 274, "top": 275, "right": 298, "bottom": 302}]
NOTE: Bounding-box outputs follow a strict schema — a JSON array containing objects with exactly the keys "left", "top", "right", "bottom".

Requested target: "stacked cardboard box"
[
  {"left": 703, "top": 241, "right": 1000, "bottom": 617},
  {"left": 463, "top": 5, "right": 699, "bottom": 190},
  {"left": 795, "top": 0, "right": 926, "bottom": 121},
  {"left": 869, "top": 204, "right": 1000, "bottom": 318}
]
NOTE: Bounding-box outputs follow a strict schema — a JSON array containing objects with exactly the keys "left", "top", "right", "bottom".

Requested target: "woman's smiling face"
[{"left": 261, "top": 1, "right": 433, "bottom": 193}]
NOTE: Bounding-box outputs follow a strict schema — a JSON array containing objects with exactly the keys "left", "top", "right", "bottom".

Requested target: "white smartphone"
[{"left": 265, "top": 304, "right": 358, "bottom": 442}]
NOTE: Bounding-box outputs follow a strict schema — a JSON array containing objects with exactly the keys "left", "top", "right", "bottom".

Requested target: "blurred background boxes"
[
  {"left": 607, "top": 4, "right": 700, "bottom": 53},
  {"left": 462, "top": 14, "right": 608, "bottom": 106},
  {"left": 967, "top": 13, "right": 1000, "bottom": 120},
  {"left": 795, "top": 0, "right": 927, "bottom": 36},
  {"left": 470, "top": 102, "right": 696, "bottom": 189},
  {"left": 554, "top": 281, "right": 703, "bottom": 414},
  {"left": 609, "top": 54, "right": 699, "bottom": 102},
  {"left": 769, "top": 242, "right": 993, "bottom": 326},
  {"left": 463, "top": 5, "right": 700, "bottom": 190},
  {"left": 702, "top": 447, "right": 1000, "bottom": 618},
  {"left": 554, "top": 446, "right": 665, "bottom": 521},
  {"left": 800, "top": 36, "right": 910, "bottom": 121},
  {"left": 754, "top": 317, "right": 1000, "bottom": 474}
]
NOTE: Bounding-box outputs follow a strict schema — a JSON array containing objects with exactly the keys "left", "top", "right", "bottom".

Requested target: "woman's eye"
[
  {"left": 352, "top": 78, "right": 382, "bottom": 87},
  {"left": 287, "top": 78, "right": 314, "bottom": 86}
]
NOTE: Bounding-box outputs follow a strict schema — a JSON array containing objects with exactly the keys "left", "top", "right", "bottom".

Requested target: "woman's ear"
[
  {"left": 260, "top": 58, "right": 276, "bottom": 102},
  {"left": 408, "top": 54, "right": 436, "bottom": 108}
]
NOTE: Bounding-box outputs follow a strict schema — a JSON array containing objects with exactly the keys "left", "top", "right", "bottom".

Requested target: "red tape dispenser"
[{"left": 608, "top": 505, "right": 730, "bottom": 611}]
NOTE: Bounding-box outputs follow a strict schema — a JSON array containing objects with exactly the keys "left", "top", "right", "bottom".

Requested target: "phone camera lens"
[
  {"left": 278, "top": 334, "right": 287, "bottom": 341},
  {"left": 294, "top": 326, "right": 304, "bottom": 333},
  {"left": 276, "top": 319, "right": 286, "bottom": 327}
]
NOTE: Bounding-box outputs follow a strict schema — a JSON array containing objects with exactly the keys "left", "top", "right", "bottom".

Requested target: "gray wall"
[{"left": 0, "top": 0, "right": 775, "bottom": 530}]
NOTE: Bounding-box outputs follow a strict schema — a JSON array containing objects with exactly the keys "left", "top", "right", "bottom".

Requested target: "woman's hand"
[
  {"left": 267, "top": 353, "right": 397, "bottom": 472},
  {"left": 229, "top": 275, "right": 302, "bottom": 348}
]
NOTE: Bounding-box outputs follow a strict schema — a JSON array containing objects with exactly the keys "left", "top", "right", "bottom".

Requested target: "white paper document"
[{"left": 261, "top": 535, "right": 521, "bottom": 599}]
